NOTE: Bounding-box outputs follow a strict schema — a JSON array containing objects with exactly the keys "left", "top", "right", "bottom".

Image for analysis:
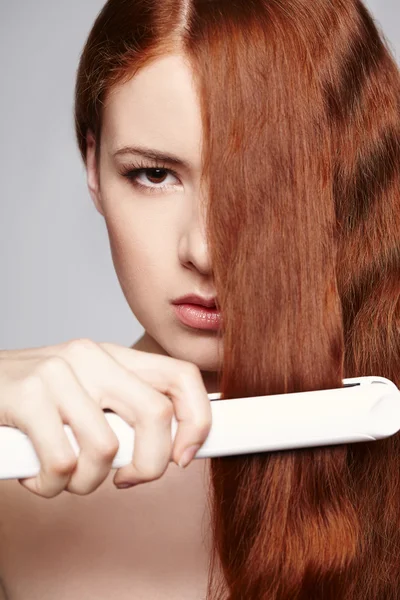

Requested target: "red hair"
[{"left": 75, "top": 1, "right": 400, "bottom": 597}]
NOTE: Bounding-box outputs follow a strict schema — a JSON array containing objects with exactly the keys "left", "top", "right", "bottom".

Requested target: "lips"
[
  {"left": 172, "top": 294, "right": 218, "bottom": 308},
  {"left": 171, "top": 293, "right": 221, "bottom": 331},
  {"left": 172, "top": 303, "right": 221, "bottom": 331}
]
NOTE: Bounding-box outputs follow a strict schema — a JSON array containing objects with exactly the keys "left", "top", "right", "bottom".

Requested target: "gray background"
[{"left": 1, "top": 1, "right": 399, "bottom": 351}]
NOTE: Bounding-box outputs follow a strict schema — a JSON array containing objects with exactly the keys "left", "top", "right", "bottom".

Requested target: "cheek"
[{"left": 104, "top": 211, "right": 173, "bottom": 303}]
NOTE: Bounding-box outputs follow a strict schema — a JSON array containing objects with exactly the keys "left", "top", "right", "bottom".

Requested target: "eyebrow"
[{"left": 112, "top": 145, "right": 192, "bottom": 170}]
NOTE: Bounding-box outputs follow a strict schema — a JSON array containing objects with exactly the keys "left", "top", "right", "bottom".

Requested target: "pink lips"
[{"left": 171, "top": 294, "right": 221, "bottom": 331}]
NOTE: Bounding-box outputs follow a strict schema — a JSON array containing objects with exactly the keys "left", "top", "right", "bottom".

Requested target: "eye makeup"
[{"left": 119, "top": 159, "right": 181, "bottom": 195}]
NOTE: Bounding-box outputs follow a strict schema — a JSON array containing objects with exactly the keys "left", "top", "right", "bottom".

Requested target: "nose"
[{"left": 178, "top": 198, "right": 212, "bottom": 276}]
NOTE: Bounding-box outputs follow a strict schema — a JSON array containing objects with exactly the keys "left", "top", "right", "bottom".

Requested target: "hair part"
[{"left": 75, "top": 1, "right": 400, "bottom": 598}]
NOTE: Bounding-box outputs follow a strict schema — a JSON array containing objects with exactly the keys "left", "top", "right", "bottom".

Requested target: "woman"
[{"left": 0, "top": 0, "right": 399, "bottom": 598}]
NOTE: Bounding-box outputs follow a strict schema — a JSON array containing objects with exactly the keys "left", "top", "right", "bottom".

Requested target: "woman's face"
[{"left": 86, "top": 53, "right": 222, "bottom": 373}]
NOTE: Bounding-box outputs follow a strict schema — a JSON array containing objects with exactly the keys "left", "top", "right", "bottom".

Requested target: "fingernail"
[
  {"left": 116, "top": 482, "right": 136, "bottom": 489},
  {"left": 179, "top": 444, "right": 201, "bottom": 469}
]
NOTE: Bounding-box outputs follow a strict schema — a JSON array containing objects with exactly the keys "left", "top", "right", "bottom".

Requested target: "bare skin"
[
  {"left": 0, "top": 53, "right": 224, "bottom": 598},
  {"left": 0, "top": 337, "right": 219, "bottom": 600}
]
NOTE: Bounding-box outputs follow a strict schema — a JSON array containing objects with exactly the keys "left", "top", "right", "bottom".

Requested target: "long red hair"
[{"left": 74, "top": 1, "right": 400, "bottom": 597}]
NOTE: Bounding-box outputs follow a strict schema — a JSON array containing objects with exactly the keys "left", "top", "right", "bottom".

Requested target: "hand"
[{"left": 0, "top": 338, "right": 211, "bottom": 497}]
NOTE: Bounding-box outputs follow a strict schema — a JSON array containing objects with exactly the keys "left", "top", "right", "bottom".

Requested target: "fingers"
[
  {"left": 98, "top": 342, "right": 213, "bottom": 466},
  {"left": 52, "top": 361, "right": 120, "bottom": 495},
  {"left": 59, "top": 342, "right": 179, "bottom": 485},
  {"left": 16, "top": 360, "right": 78, "bottom": 498},
  {"left": 110, "top": 389, "right": 175, "bottom": 487},
  {"left": 17, "top": 356, "right": 120, "bottom": 497},
  {"left": 0, "top": 338, "right": 213, "bottom": 498}
]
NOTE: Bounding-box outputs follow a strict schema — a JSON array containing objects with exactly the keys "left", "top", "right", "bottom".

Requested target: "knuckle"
[
  {"left": 40, "top": 488, "right": 63, "bottom": 500},
  {"left": 133, "top": 464, "right": 164, "bottom": 482},
  {"left": 196, "top": 418, "right": 212, "bottom": 438},
  {"left": 74, "top": 489, "right": 91, "bottom": 497},
  {"left": 36, "top": 356, "right": 68, "bottom": 380},
  {"left": 20, "top": 373, "right": 45, "bottom": 398},
  {"left": 38, "top": 488, "right": 61, "bottom": 500},
  {"left": 92, "top": 436, "right": 119, "bottom": 460},
  {"left": 47, "top": 453, "right": 77, "bottom": 476},
  {"left": 145, "top": 398, "right": 174, "bottom": 423},
  {"left": 67, "top": 483, "right": 92, "bottom": 496},
  {"left": 184, "top": 361, "right": 202, "bottom": 378},
  {"left": 177, "top": 361, "right": 202, "bottom": 384},
  {"left": 63, "top": 337, "right": 98, "bottom": 355}
]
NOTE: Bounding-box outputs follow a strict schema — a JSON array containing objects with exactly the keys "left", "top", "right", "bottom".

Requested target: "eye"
[{"left": 121, "top": 163, "right": 181, "bottom": 194}]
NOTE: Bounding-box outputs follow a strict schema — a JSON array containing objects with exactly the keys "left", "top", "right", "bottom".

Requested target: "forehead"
[{"left": 102, "top": 54, "right": 203, "bottom": 165}]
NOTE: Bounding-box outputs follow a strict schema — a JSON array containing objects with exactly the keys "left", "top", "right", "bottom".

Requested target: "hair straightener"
[{"left": 0, "top": 376, "right": 399, "bottom": 480}]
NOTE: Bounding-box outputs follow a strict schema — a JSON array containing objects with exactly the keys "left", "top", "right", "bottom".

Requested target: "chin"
[{"left": 160, "top": 328, "right": 223, "bottom": 372}]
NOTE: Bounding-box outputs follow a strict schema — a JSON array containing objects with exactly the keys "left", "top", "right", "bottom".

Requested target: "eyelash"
[{"left": 120, "top": 160, "right": 181, "bottom": 195}]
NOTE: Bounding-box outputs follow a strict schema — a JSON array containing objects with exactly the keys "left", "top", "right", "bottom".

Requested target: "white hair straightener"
[{"left": 0, "top": 376, "right": 399, "bottom": 480}]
